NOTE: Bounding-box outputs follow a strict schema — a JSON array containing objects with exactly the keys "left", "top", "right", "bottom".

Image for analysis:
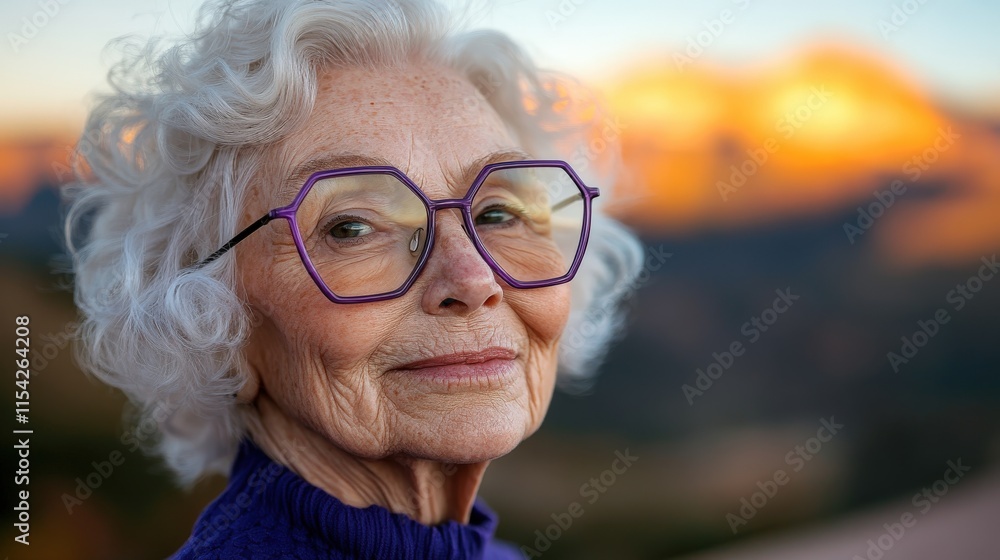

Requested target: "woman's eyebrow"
[
  {"left": 456, "top": 148, "right": 535, "bottom": 187},
  {"left": 277, "top": 148, "right": 535, "bottom": 202},
  {"left": 279, "top": 153, "right": 395, "bottom": 200}
]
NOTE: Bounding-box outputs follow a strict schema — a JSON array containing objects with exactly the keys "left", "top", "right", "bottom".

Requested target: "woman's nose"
[{"left": 418, "top": 211, "right": 503, "bottom": 315}]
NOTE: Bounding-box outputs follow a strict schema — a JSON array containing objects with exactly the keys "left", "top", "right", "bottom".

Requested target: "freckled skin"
[{"left": 235, "top": 62, "right": 571, "bottom": 524}]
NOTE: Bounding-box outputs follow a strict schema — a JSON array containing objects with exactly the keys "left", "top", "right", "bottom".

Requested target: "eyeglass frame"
[{"left": 194, "top": 159, "right": 599, "bottom": 304}]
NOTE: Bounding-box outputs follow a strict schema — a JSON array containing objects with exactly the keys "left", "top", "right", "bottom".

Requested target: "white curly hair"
[{"left": 63, "top": 0, "right": 644, "bottom": 484}]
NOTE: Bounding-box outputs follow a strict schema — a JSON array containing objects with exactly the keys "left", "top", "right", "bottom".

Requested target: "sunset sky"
[{"left": 1, "top": 0, "right": 998, "bottom": 130}]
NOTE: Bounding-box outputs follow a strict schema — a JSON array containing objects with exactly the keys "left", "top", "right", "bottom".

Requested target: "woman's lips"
[
  {"left": 394, "top": 347, "right": 517, "bottom": 369},
  {"left": 390, "top": 347, "right": 519, "bottom": 385}
]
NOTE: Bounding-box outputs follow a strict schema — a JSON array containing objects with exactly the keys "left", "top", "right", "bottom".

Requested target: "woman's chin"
[{"left": 401, "top": 403, "right": 532, "bottom": 463}]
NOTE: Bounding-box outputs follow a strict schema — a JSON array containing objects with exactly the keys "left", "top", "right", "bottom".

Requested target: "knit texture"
[{"left": 170, "top": 439, "right": 524, "bottom": 559}]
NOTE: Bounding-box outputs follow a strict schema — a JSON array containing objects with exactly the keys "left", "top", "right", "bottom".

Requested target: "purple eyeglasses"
[{"left": 196, "top": 159, "right": 598, "bottom": 304}]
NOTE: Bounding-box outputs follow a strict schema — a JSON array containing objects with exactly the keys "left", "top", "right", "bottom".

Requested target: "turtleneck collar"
[{"left": 229, "top": 438, "right": 502, "bottom": 560}]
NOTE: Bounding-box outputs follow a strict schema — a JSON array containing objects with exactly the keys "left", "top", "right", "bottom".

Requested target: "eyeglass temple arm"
[
  {"left": 550, "top": 187, "right": 598, "bottom": 213},
  {"left": 193, "top": 212, "right": 274, "bottom": 269}
]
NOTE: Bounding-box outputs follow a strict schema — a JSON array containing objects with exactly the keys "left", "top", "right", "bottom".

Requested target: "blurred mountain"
[
  {"left": 4, "top": 43, "right": 1000, "bottom": 266},
  {"left": 603, "top": 44, "right": 1000, "bottom": 266},
  {"left": 0, "top": 184, "right": 64, "bottom": 266},
  {"left": 0, "top": 132, "right": 75, "bottom": 212}
]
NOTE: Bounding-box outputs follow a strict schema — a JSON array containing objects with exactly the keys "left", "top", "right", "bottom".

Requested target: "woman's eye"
[
  {"left": 328, "top": 220, "right": 374, "bottom": 238},
  {"left": 475, "top": 206, "right": 517, "bottom": 225}
]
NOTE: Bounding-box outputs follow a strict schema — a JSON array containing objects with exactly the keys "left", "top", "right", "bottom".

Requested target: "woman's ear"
[
  {"left": 235, "top": 344, "right": 261, "bottom": 404},
  {"left": 236, "top": 300, "right": 270, "bottom": 404}
]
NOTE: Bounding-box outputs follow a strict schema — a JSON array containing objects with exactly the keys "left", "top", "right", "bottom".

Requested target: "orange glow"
[
  {"left": 1, "top": 43, "right": 997, "bottom": 266},
  {"left": 603, "top": 43, "right": 1000, "bottom": 265},
  {"left": 0, "top": 134, "right": 76, "bottom": 213}
]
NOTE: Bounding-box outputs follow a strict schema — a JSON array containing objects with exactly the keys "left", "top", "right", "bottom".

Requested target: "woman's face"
[{"left": 238, "top": 62, "right": 571, "bottom": 463}]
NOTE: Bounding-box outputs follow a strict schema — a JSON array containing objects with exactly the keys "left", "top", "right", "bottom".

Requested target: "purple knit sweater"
[{"left": 170, "top": 439, "right": 524, "bottom": 559}]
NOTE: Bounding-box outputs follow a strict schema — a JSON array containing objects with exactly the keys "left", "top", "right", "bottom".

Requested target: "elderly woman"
[{"left": 64, "top": 0, "right": 642, "bottom": 557}]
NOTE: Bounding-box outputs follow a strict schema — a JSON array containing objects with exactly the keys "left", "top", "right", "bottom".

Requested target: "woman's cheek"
[
  {"left": 507, "top": 285, "right": 569, "bottom": 429},
  {"left": 508, "top": 284, "right": 572, "bottom": 345}
]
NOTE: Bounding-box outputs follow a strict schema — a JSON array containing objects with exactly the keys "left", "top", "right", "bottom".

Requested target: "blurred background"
[{"left": 2, "top": 0, "right": 999, "bottom": 558}]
